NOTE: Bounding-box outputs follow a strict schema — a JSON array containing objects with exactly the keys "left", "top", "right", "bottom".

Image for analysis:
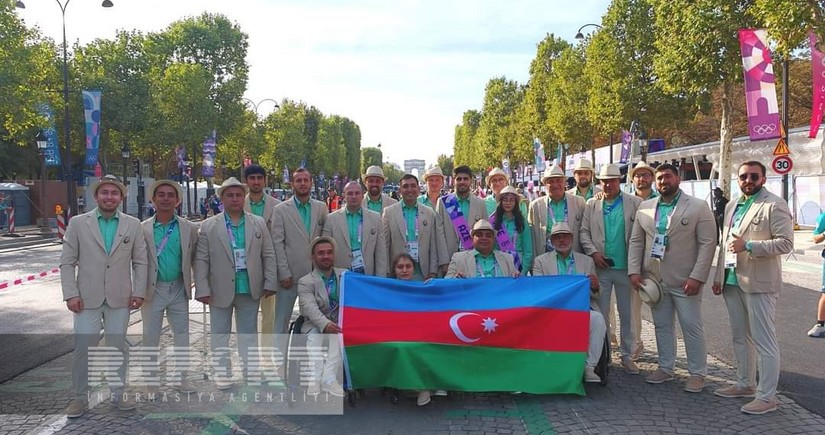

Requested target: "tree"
[
  {"left": 545, "top": 44, "right": 594, "bottom": 152},
  {"left": 340, "top": 117, "right": 362, "bottom": 179},
  {"left": 361, "top": 147, "right": 382, "bottom": 173},
  {"left": 436, "top": 154, "right": 454, "bottom": 176},
  {"left": 454, "top": 110, "right": 481, "bottom": 170},
  {"left": 260, "top": 99, "right": 308, "bottom": 175},
  {"left": 382, "top": 163, "right": 403, "bottom": 185},
  {"left": 475, "top": 77, "right": 524, "bottom": 169},
  {"left": 750, "top": 1, "right": 825, "bottom": 56}
]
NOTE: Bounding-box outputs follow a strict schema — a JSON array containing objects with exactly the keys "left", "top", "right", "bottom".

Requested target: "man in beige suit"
[
  {"left": 243, "top": 164, "right": 281, "bottom": 367},
  {"left": 711, "top": 161, "right": 793, "bottom": 415},
  {"left": 362, "top": 165, "right": 397, "bottom": 214},
  {"left": 567, "top": 159, "right": 602, "bottom": 201},
  {"left": 272, "top": 168, "right": 328, "bottom": 339},
  {"left": 297, "top": 236, "right": 346, "bottom": 397},
  {"left": 60, "top": 175, "right": 148, "bottom": 417},
  {"left": 580, "top": 164, "right": 642, "bottom": 375},
  {"left": 628, "top": 164, "right": 716, "bottom": 393},
  {"left": 436, "top": 165, "right": 487, "bottom": 273},
  {"left": 194, "top": 177, "right": 278, "bottom": 388},
  {"left": 140, "top": 180, "right": 199, "bottom": 395},
  {"left": 384, "top": 174, "right": 440, "bottom": 281},
  {"left": 322, "top": 181, "right": 387, "bottom": 276},
  {"left": 528, "top": 164, "right": 586, "bottom": 260},
  {"left": 445, "top": 219, "right": 519, "bottom": 278},
  {"left": 533, "top": 222, "right": 606, "bottom": 383}
]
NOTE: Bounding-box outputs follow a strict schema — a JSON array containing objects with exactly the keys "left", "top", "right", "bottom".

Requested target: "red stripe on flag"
[{"left": 343, "top": 307, "right": 589, "bottom": 352}]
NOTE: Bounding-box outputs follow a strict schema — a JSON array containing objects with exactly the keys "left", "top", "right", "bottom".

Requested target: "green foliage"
[
  {"left": 750, "top": 0, "right": 825, "bottom": 56},
  {"left": 382, "top": 163, "right": 404, "bottom": 185},
  {"left": 454, "top": 110, "right": 481, "bottom": 170},
  {"left": 545, "top": 44, "right": 594, "bottom": 151},
  {"left": 361, "top": 147, "right": 383, "bottom": 173},
  {"left": 436, "top": 154, "right": 454, "bottom": 175},
  {"left": 475, "top": 77, "right": 524, "bottom": 167}
]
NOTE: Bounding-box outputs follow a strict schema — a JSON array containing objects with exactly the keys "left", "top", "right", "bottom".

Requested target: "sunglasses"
[{"left": 738, "top": 173, "right": 761, "bottom": 182}]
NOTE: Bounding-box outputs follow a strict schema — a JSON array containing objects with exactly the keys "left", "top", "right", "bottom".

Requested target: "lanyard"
[
  {"left": 155, "top": 218, "right": 178, "bottom": 257},
  {"left": 224, "top": 214, "right": 239, "bottom": 250},
  {"left": 653, "top": 192, "right": 681, "bottom": 234},
  {"left": 559, "top": 253, "right": 576, "bottom": 275},
  {"left": 602, "top": 195, "right": 623, "bottom": 215},
  {"left": 476, "top": 256, "right": 501, "bottom": 277},
  {"left": 323, "top": 273, "right": 339, "bottom": 312},
  {"left": 404, "top": 205, "right": 420, "bottom": 240},
  {"left": 546, "top": 197, "right": 568, "bottom": 232},
  {"left": 348, "top": 210, "right": 363, "bottom": 247}
]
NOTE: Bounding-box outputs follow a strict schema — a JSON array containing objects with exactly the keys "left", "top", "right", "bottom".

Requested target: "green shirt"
[
  {"left": 345, "top": 208, "right": 362, "bottom": 251},
  {"left": 418, "top": 194, "right": 437, "bottom": 210},
  {"left": 318, "top": 271, "right": 339, "bottom": 306},
  {"left": 574, "top": 185, "right": 595, "bottom": 201},
  {"left": 227, "top": 214, "right": 250, "bottom": 295},
  {"left": 367, "top": 198, "right": 384, "bottom": 214},
  {"left": 95, "top": 208, "right": 119, "bottom": 254},
  {"left": 473, "top": 249, "right": 499, "bottom": 277},
  {"left": 545, "top": 198, "right": 567, "bottom": 234},
  {"left": 402, "top": 202, "right": 418, "bottom": 241},
  {"left": 496, "top": 216, "right": 533, "bottom": 274},
  {"left": 725, "top": 191, "right": 759, "bottom": 286},
  {"left": 555, "top": 253, "right": 575, "bottom": 275},
  {"left": 655, "top": 191, "right": 682, "bottom": 235},
  {"left": 602, "top": 196, "right": 627, "bottom": 269},
  {"left": 485, "top": 196, "right": 498, "bottom": 216},
  {"left": 456, "top": 194, "right": 471, "bottom": 220},
  {"left": 294, "top": 197, "right": 312, "bottom": 235},
  {"left": 153, "top": 216, "right": 182, "bottom": 282},
  {"left": 249, "top": 198, "right": 265, "bottom": 217}
]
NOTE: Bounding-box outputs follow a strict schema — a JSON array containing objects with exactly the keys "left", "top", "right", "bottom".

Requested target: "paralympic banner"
[
  {"left": 82, "top": 90, "right": 102, "bottom": 166},
  {"left": 340, "top": 273, "right": 590, "bottom": 395},
  {"left": 533, "top": 137, "right": 546, "bottom": 171},
  {"left": 202, "top": 130, "right": 217, "bottom": 177},
  {"left": 36, "top": 103, "right": 61, "bottom": 167},
  {"left": 811, "top": 32, "right": 825, "bottom": 139},
  {"left": 620, "top": 130, "right": 631, "bottom": 163},
  {"left": 738, "top": 29, "right": 781, "bottom": 141}
]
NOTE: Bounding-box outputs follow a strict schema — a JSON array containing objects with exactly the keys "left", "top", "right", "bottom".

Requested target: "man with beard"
[
  {"left": 711, "top": 161, "right": 793, "bottom": 415},
  {"left": 60, "top": 175, "right": 148, "bottom": 417},
  {"left": 628, "top": 164, "right": 716, "bottom": 394},
  {"left": 444, "top": 219, "right": 519, "bottom": 278},
  {"left": 362, "top": 165, "right": 397, "bottom": 214},
  {"left": 384, "top": 174, "right": 441, "bottom": 280},
  {"left": 528, "top": 165, "right": 586, "bottom": 260},
  {"left": 322, "top": 181, "right": 387, "bottom": 276},
  {"left": 567, "top": 159, "right": 601, "bottom": 201},
  {"left": 418, "top": 166, "right": 445, "bottom": 210},
  {"left": 629, "top": 161, "right": 658, "bottom": 200},
  {"left": 436, "top": 165, "right": 486, "bottom": 275}
]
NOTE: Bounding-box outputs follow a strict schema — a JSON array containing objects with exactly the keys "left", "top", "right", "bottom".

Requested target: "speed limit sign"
[{"left": 771, "top": 155, "right": 793, "bottom": 175}]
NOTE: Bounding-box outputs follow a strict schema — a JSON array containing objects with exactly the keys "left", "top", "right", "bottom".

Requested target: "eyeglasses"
[
  {"left": 633, "top": 172, "right": 652, "bottom": 179},
  {"left": 738, "top": 173, "right": 761, "bottom": 182}
]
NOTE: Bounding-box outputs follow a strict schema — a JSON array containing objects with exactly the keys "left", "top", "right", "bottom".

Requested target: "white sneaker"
[
  {"left": 417, "top": 390, "right": 431, "bottom": 406},
  {"left": 322, "top": 380, "right": 345, "bottom": 397},
  {"left": 807, "top": 323, "right": 825, "bottom": 338},
  {"left": 583, "top": 367, "right": 601, "bottom": 383}
]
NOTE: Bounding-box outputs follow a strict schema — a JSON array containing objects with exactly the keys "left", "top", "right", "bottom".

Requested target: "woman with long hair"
[{"left": 491, "top": 186, "right": 533, "bottom": 274}]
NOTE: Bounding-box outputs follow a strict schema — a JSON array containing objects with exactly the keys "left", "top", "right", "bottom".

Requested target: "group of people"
[{"left": 59, "top": 157, "right": 795, "bottom": 417}]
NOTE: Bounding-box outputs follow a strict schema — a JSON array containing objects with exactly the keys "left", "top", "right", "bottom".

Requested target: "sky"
[{"left": 15, "top": 0, "right": 610, "bottom": 170}]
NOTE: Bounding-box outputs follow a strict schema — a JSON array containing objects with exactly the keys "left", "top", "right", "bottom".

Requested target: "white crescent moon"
[{"left": 449, "top": 312, "right": 482, "bottom": 343}]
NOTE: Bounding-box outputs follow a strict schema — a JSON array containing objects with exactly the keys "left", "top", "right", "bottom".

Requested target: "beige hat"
[
  {"left": 495, "top": 185, "right": 521, "bottom": 201},
  {"left": 573, "top": 159, "right": 594, "bottom": 173},
  {"left": 628, "top": 161, "right": 655, "bottom": 179},
  {"left": 423, "top": 166, "right": 445, "bottom": 181},
  {"left": 148, "top": 179, "right": 183, "bottom": 199},
  {"left": 362, "top": 165, "right": 386, "bottom": 182},
  {"left": 217, "top": 177, "right": 249, "bottom": 196},
  {"left": 90, "top": 174, "right": 127, "bottom": 197},
  {"left": 541, "top": 165, "right": 565, "bottom": 182},
  {"left": 638, "top": 277, "right": 662, "bottom": 306},
  {"left": 486, "top": 167, "right": 509, "bottom": 185},
  {"left": 596, "top": 163, "right": 622, "bottom": 180},
  {"left": 309, "top": 235, "right": 337, "bottom": 255},
  {"left": 549, "top": 222, "right": 573, "bottom": 237},
  {"left": 471, "top": 219, "right": 495, "bottom": 236}
]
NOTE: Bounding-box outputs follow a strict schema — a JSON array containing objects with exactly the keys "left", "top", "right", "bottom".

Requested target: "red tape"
[{"left": 0, "top": 268, "right": 59, "bottom": 291}]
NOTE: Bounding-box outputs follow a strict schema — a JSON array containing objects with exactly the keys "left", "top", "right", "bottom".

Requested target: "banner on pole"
[
  {"left": 36, "top": 103, "right": 61, "bottom": 167},
  {"left": 82, "top": 90, "right": 102, "bottom": 166},
  {"left": 738, "top": 29, "right": 781, "bottom": 141},
  {"left": 201, "top": 130, "right": 217, "bottom": 178},
  {"left": 810, "top": 32, "right": 825, "bottom": 138},
  {"left": 532, "top": 138, "right": 546, "bottom": 172},
  {"left": 620, "top": 130, "right": 631, "bottom": 163},
  {"left": 282, "top": 165, "right": 290, "bottom": 183}
]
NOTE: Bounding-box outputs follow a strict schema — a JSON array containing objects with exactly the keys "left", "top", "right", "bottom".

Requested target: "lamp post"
[
  {"left": 121, "top": 144, "right": 130, "bottom": 213},
  {"left": 574, "top": 23, "right": 603, "bottom": 40},
  {"left": 16, "top": 0, "right": 114, "bottom": 220},
  {"left": 36, "top": 131, "right": 48, "bottom": 227},
  {"left": 183, "top": 155, "right": 192, "bottom": 217}
]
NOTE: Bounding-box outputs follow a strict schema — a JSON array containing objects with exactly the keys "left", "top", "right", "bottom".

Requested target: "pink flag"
[
  {"left": 810, "top": 32, "right": 825, "bottom": 138},
  {"left": 738, "top": 29, "right": 781, "bottom": 141}
]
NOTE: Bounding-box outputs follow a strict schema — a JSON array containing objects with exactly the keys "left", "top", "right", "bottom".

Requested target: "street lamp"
[
  {"left": 36, "top": 131, "right": 48, "bottom": 227},
  {"left": 15, "top": 0, "right": 115, "bottom": 220},
  {"left": 574, "top": 23, "right": 603, "bottom": 40},
  {"left": 121, "top": 144, "right": 130, "bottom": 213},
  {"left": 183, "top": 154, "right": 192, "bottom": 217}
]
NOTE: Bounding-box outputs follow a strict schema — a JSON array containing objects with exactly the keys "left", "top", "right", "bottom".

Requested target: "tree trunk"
[{"left": 718, "top": 81, "right": 734, "bottom": 198}]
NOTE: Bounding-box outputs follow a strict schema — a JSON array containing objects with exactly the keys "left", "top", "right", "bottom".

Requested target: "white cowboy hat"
[
  {"left": 217, "top": 177, "right": 249, "bottom": 196},
  {"left": 486, "top": 167, "right": 509, "bottom": 185},
  {"left": 148, "top": 179, "right": 183, "bottom": 199},
  {"left": 596, "top": 163, "right": 622, "bottom": 180},
  {"left": 495, "top": 185, "right": 521, "bottom": 201},
  {"left": 540, "top": 165, "right": 565, "bottom": 182},
  {"left": 628, "top": 161, "right": 655, "bottom": 179},
  {"left": 550, "top": 222, "right": 572, "bottom": 237},
  {"left": 90, "top": 174, "right": 127, "bottom": 197},
  {"left": 638, "top": 277, "right": 662, "bottom": 306},
  {"left": 362, "top": 165, "right": 386, "bottom": 182},
  {"left": 573, "top": 159, "right": 594, "bottom": 173},
  {"left": 423, "top": 166, "right": 445, "bottom": 181},
  {"left": 471, "top": 219, "right": 495, "bottom": 236}
]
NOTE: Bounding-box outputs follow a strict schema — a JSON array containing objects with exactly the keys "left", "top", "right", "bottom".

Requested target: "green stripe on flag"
[{"left": 345, "top": 342, "right": 586, "bottom": 395}]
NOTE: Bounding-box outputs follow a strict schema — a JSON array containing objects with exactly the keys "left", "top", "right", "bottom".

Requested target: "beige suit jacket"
[
  {"left": 141, "top": 215, "right": 199, "bottom": 302},
  {"left": 297, "top": 267, "right": 346, "bottom": 333},
  {"left": 362, "top": 193, "right": 397, "bottom": 213},
  {"left": 272, "top": 198, "right": 328, "bottom": 286},
  {"left": 435, "top": 194, "right": 488, "bottom": 266},
  {"left": 322, "top": 207, "right": 388, "bottom": 277},
  {"left": 580, "top": 192, "right": 642, "bottom": 258},
  {"left": 713, "top": 188, "right": 793, "bottom": 293},
  {"left": 444, "top": 250, "right": 517, "bottom": 278},
  {"left": 627, "top": 190, "right": 717, "bottom": 290},
  {"left": 528, "top": 193, "right": 586, "bottom": 258},
  {"left": 383, "top": 201, "right": 439, "bottom": 277},
  {"left": 533, "top": 250, "right": 599, "bottom": 307},
  {"left": 60, "top": 209, "right": 148, "bottom": 309},
  {"left": 193, "top": 212, "right": 278, "bottom": 308},
  {"left": 244, "top": 194, "right": 281, "bottom": 238}
]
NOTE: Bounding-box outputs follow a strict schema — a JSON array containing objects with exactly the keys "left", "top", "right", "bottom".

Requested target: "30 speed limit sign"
[{"left": 771, "top": 155, "right": 793, "bottom": 175}]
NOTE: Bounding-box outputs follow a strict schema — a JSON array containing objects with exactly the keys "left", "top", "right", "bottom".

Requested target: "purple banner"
[
  {"left": 488, "top": 213, "right": 522, "bottom": 271},
  {"left": 82, "top": 90, "right": 102, "bottom": 166},
  {"left": 811, "top": 32, "right": 825, "bottom": 138},
  {"left": 36, "top": 103, "right": 61, "bottom": 167},
  {"left": 648, "top": 138, "right": 665, "bottom": 153},
  {"left": 620, "top": 130, "right": 631, "bottom": 163},
  {"left": 739, "top": 29, "right": 781, "bottom": 141},
  {"left": 175, "top": 146, "right": 185, "bottom": 169},
  {"left": 202, "top": 130, "right": 217, "bottom": 177}
]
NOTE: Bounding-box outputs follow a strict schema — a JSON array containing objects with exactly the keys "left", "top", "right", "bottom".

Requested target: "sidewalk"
[{"left": 0, "top": 302, "right": 823, "bottom": 435}]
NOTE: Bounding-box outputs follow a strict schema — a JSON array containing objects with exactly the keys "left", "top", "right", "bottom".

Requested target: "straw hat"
[
  {"left": 423, "top": 166, "right": 444, "bottom": 181},
  {"left": 549, "top": 222, "right": 572, "bottom": 237},
  {"left": 638, "top": 278, "right": 662, "bottom": 306},
  {"left": 217, "top": 177, "right": 249, "bottom": 196},
  {"left": 90, "top": 174, "right": 127, "bottom": 197},
  {"left": 309, "top": 235, "right": 337, "bottom": 255},
  {"left": 148, "top": 179, "right": 183, "bottom": 199},
  {"left": 596, "top": 163, "right": 622, "bottom": 180},
  {"left": 362, "top": 165, "right": 386, "bottom": 182},
  {"left": 540, "top": 165, "right": 565, "bottom": 182},
  {"left": 495, "top": 185, "right": 521, "bottom": 201},
  {"left": 573, "top": 159, "right": 594, "bottom": 173},
  {"left": 628, "top": 161, "right": 655, "bottom": 179},
  {"left": 486, "top": 167, "right": 509, "bottom": 185},
  {"left": 471, "top": 219, "right": 495, "bottom": 236}
]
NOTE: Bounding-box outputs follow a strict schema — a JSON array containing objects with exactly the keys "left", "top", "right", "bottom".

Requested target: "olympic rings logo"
[{"left": 752, "top": 124, "right": 776, "bottom": 135}]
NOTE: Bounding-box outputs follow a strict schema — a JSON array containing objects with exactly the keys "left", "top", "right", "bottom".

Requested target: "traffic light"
[{"left": 132, "top": 159, "right": 141, "bottom": 177}]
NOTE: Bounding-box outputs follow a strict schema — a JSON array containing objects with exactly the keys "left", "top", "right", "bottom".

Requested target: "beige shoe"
[
  {"left": 684, "top": 376, "right": 705, "bottom": 393},
  {"left": 417, "top": 390, "right": 432, "bottom": 406},
  {"left": 741, "top": 399, "right": 777, "bottom": 415},
  {"left": 583, "top": 367, "right": 601, "bottom": 383},
  {"left": 306, "top": 382, "right": 321, "bottom": 396},
  {"left": 64, "top": 399, "right": 87, "bottom": 418},
  {"left": 714, "top": 385, "right": 756, "bottom": 398},
  {"left": 322, "top": 380, "right": 346, "bottom": 397},
  {"left": 621, "top": 360, "right": 640, "bottom": 375},
  {"left": 645, "top": 369, "right": 675, "bottom": 384}
]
